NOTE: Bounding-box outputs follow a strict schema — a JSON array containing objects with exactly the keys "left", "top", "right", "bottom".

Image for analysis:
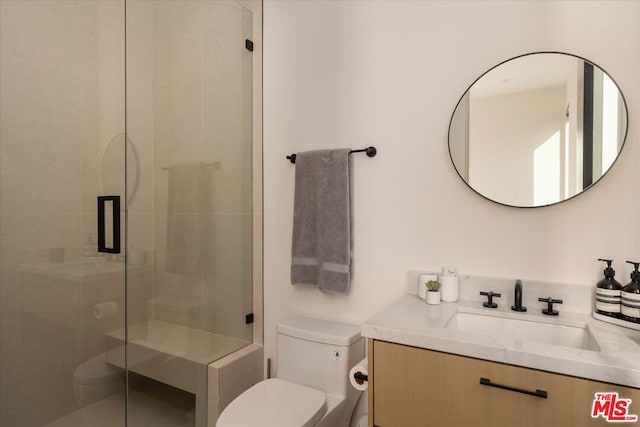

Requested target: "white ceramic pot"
[{"left": 426, "top": 291, "right": 441, "bottom": 305}]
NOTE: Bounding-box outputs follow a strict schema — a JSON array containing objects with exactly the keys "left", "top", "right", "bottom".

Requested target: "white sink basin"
[{"left": 446, "top": 311, "right": 600, "bottom": 351}]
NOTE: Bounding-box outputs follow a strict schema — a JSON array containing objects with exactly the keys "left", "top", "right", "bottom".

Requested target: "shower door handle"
[{"left": 97, "top": 196, "right": 121, "bottom": 253}]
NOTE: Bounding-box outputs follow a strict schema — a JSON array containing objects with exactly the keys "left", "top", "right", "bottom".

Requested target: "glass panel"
[
  {"left": 125, "top": 1, "right": 253, "bottom": 426},
  {"left": 0, "top": 1, "right": 126, "bottom": 426}
]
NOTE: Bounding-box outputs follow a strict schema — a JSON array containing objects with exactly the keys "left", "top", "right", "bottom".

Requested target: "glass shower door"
[
  {"left": 0, "top": 1, "right": 255, "bottom": 426},
  {"left": 124, "top": 1, "right": 255, "bottom": 426},
  {"left": 0, "top": 1, "right": 127, "bottom": 426}
]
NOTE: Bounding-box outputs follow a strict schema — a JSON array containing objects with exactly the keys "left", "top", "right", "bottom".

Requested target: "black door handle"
[
  {"left": 480, "top": 377, "right": 547, "bottom": 399},
  {"left": 97, "top": 196, "right": 121, "bottom": 254}
]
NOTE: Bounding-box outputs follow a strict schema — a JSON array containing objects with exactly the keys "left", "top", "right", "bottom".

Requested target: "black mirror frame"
[{"left": 447, "top": 51, "right": 629, "bottom": 209}]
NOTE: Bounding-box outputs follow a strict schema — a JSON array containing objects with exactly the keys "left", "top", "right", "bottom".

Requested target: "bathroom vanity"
[{"left": 362, "top": 295, "right": 640, "bottom": 427}]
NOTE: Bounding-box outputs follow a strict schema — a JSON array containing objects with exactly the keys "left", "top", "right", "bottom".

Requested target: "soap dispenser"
[
  {"left": 595, "top": 259, "right": 622, "bottom": 318},
  {"left": 621, "top": 261, "right": 640, "bottom": 324}
]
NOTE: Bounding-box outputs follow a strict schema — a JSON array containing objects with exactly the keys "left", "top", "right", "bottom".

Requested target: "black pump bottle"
[
  {"left": 595, "top": 259, "right": 622, "bottom": 318},
  {"left": 621, "top": 261, "right": 640, "bottom": 324}
]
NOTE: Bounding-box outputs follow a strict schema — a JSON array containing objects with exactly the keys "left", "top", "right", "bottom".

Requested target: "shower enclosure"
[{"left": 0, "top": 1, "right": 259, "bottom": 426}]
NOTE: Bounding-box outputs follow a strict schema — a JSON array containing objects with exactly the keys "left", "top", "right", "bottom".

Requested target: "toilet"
[
  {"left": 73, "top": 352, "right": 125, "bottom": 407},
  {"left": 217, "top": 316, "right": 365, "bottom": 427}
]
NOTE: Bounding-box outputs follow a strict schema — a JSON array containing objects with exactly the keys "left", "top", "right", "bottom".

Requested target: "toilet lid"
[{"left": 217, "top": 378, "right": 327, "bottom": 427}]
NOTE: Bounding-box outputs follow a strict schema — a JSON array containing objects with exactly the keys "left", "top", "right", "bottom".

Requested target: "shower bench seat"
[{"left": 105, "top": 320, "right": 251, "bottom": 427}]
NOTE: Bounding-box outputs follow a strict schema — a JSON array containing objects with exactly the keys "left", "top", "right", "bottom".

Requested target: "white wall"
[{"left": 263, "top": 0, "right": 640, "bottom": 369}]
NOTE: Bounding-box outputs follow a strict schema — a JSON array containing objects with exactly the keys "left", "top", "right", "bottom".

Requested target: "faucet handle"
[
  {"left": 538, "top": 297, "right": 563, "bottom": 316},
  {"left": 480, "top": 291, "right": 501, "bottom": 308}
]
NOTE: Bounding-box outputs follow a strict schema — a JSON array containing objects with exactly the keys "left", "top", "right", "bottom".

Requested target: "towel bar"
[{"left": 286, "top": 146, "right": 377, "bottom": 164}]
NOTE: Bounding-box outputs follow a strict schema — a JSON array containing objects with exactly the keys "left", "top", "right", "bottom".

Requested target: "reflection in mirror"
[
  {"left": 448, "top": 52, "right": 627, "bottom": 208},
  {"left": 101, "top": 133, "right": 140, "bottom": 204}
]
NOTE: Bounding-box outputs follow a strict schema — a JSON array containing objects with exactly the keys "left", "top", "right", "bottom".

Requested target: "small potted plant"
[{"left": 425, "top": 280, "right": 441, "bottom": 305}]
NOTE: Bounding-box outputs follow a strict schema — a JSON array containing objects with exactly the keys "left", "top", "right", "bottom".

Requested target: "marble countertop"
[{"left": 362, "top": 294, "right": 640, "bottom": 388}]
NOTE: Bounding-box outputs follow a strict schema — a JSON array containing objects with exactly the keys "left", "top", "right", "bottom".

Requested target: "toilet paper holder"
[
  {"left": 350, "top": 357, "right": 369, "bottom": 391},
  {"left": 353, "top": 372, "right": 368, "bottom": 385}
]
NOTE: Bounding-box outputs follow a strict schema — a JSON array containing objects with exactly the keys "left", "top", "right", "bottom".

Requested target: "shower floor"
[{"left": 43, "top": 379, "right": 195, "bottom": 427}]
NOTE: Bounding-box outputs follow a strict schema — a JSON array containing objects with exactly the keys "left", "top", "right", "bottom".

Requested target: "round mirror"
[{"left": 448, "top": 52, "right": 628, "bottom": 208}]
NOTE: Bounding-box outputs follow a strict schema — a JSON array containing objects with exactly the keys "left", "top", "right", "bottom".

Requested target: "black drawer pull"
[{"left": 480, "top": 377, "right": 547, "bottom": 399}]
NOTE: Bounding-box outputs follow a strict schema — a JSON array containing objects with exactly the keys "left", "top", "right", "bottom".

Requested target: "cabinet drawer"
[{"left": 371, "top": 340, "right": 640, "bottom": 427}]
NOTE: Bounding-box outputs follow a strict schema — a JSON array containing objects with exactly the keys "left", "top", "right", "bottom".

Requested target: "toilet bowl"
[
  {"left": 350, "top": 390, "right": 368, "bottom": 427},
  {"left": 73, "top": 352, "right": 125, "bottom": 407},
  {"left": 218, "top": 378, "right": 327, "bottom": 426},
  {"left": 217, "top": 316, "right": 365, "bottom": 427}
]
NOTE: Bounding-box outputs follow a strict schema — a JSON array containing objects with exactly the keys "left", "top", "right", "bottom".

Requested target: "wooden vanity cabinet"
[{"left": 368, "top": 339, "right": 640, "bottom": 427}]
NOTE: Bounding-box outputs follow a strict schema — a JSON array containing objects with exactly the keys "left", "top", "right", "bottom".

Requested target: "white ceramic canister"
[{"left": 439, "top": 266, "right": 459, "bottom": 302}]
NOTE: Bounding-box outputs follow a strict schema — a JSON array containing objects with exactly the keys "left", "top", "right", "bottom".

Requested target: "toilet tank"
[{"left": 277, "top": 317, "right": 364, "bottom": 397}]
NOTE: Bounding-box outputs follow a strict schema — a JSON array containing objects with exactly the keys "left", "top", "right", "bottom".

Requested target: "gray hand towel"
[{"left": 291, "top": 149, "right": 352, "bottom": 294}]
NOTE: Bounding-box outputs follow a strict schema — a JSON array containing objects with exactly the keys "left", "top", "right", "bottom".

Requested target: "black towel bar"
[{"left": 286, "top": 146, "right": 377, "bottom": 164}]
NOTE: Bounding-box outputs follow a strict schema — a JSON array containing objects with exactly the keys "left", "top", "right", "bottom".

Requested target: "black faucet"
[{"left": 511, "top": 279, "right": 527, "bottom": 312}]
